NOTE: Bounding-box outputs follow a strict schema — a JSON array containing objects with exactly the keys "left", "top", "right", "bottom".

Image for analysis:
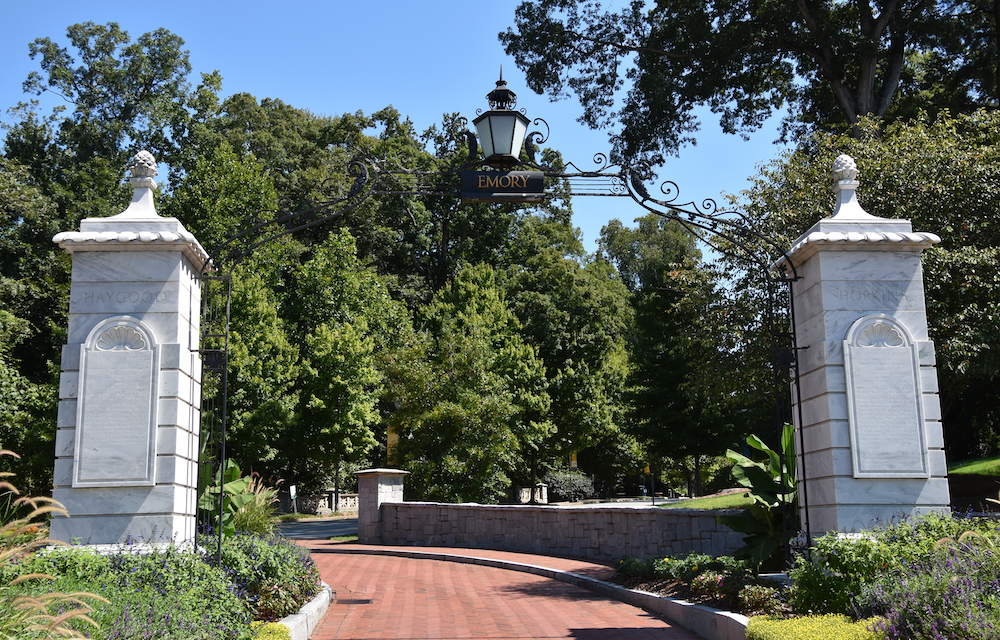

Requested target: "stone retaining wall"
[{"left": 378, "top": 502, "right": 745, "bottom": 561}]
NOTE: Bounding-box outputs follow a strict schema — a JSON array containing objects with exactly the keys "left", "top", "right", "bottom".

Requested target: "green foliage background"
[{"left": 1, "top": 19, "right": 998, "bottom": 505}]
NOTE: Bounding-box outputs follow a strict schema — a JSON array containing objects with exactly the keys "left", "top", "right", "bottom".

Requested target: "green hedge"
[
  {"left": 747, "top": 615, "right": 884, "bottom": 640},
  {"left": 251, "top": 621, "right": 291, "bottom": 640}
]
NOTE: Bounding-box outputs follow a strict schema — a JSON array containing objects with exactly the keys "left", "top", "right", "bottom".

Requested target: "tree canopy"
[
  {"left": 16, "top": 19, "right": 994, "bottom": 505},
  {"left": 501, "top": 0, "right": 999, "bottom": 162}
]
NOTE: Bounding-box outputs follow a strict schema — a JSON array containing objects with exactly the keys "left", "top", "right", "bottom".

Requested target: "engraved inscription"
[
  {"left": 849, "top": 347, "right": 924, "bottom": 473},
  {"left": 70, "top": 290, "right": 167, "bottom": 305},
  {"left": 76, "top": 351, "right": 154, "bottom": 483},
  {"left": 835, "top": 287, "right": 908, "bottom": 303}
]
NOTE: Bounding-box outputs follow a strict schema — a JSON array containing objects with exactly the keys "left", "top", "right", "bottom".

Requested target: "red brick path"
[{"left": 306, "top": 543, "right": 702, "bottom": 640}]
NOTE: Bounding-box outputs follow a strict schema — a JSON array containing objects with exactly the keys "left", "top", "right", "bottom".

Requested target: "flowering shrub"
[
  {"left": 210, "top": 533, "right": 321, "bottom": 621},
  {"left": 738, "top": 584, "right": 783, "bottom": 615},
  {"left": 690, "top": 570, "right": 724, "bottom": 597},
  {"left": 615, "top": 551, "right": 764, "bottom": 610},
  {"left": 852, "top": 532, "right": 1000, "bottom": 639},
  {"left": 251, "top": 621, "right": 291, "bottom": 639},
  {"left": 5, "top": 532, "right": 320, "bottom": 638},
  {"left": 9, "top": 544, "right": 253, "bottom": 639},
  {"left": 1, "top": 449, "right": 106, "bottom": 639},
  {"left": 788, "top": 512, "right": 999, "bottom": 615}
]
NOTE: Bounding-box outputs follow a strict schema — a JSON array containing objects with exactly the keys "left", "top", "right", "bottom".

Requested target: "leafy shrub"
[
  {"left": 212, "top": 533, "right": 320, "bottom": 621},
  {"left": 200, "top": 460, "right": 256, "bottom": 538},
  {"left": 251, "top": 621, "right": 291, "bottom": 639},
  {"left": 660, "top": 552, "right": 715, "bottom": 582},
  {"left": 9, "top": 544, "right": 254, "bottom": 639},
  {"left": 717, "top": 423, "right": 797, "bottom": 568},
  {"left": 788, "top": 512, "right": 998, "bottom": 615},
  {"left": 615, "top": 556, "right": 659, "bottom": 577},
  {"left": 746, "top": 614, "right": 884, "bottom": 640},
  {"left": 690, "top": 570, "right": 723, "bottom": 597},
  {"left": 738, "top": 584, "right": 783, "bottom": 615},
  {"left": 542, "top": 469, "right": 595, "bottom": 503}
]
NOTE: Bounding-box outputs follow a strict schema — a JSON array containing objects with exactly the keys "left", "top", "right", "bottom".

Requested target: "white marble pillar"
[
  {"left": 49, "top": 151, "right": 210, "bottom": 544},
  {"left": 779, "top": 155, "right": 951, "bottom": 534},
  {"left": 355, "top": 468, "right": 409, "bottom": 543}
]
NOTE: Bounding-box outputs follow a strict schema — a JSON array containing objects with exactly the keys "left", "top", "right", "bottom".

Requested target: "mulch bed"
[
  {"left": 606, "top": 574, "right": 795, "bottom": 617},
  {"left": 607, "top": 575, "right": 737, "bottom": 612}
]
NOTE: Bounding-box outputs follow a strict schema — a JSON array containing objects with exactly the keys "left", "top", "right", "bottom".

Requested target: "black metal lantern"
[{"left": 473, "top": 71, "right": 530, "bottom": 169}]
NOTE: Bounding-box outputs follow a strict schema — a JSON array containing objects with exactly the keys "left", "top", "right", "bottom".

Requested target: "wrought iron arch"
[{"left": 196, "top": 128, "right": 810, "bottom": 561}]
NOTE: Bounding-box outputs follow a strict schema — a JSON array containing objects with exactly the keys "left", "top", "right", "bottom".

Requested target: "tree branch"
[{"left": 560, "top": 28, "right": 690, "bottom": 60}]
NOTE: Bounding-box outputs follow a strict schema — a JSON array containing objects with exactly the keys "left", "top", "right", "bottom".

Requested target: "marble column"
[
  {"left": 779, "top": 155, "right": 951, "bottom": 534},
  {"left": 49, "top": 151, "right": 210, "bottom": 544}
]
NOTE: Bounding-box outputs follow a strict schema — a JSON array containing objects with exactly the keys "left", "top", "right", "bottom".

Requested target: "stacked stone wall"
[{"left": 377, "top": 503, "right": 744, "bottom": 561}]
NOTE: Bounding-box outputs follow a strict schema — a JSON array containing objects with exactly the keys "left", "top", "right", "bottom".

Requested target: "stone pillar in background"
[
  {"left": 49, "top": 151, "right": 210, "bottom": 544},
  {"left": 355, "top": 468, "right": 409, "bottom": 543},
  {"left": 779, "top": 155, "right": 951, "bottom": 534}
]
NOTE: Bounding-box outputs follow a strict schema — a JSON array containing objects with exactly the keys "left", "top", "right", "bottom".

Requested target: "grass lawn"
[
  {"left": 277, "top": 512, "right": 351, "bottom": 522},
  {"left": 329, "top": 534, "right": 359, "bottom": 542},
  {"left": 948, "top": 455, "right": 1000, "bottom": 475},
  {"left": 659, "top": 492, "right": 752, "bottom": 510}
]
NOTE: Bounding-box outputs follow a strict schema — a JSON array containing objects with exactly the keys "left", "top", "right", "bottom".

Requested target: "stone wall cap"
[{"left": 354, "top": 468, "right": 411, "bottom": 477}]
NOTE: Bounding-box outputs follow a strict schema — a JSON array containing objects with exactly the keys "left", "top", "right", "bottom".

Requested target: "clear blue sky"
[{"left": 0, "top": 0, "right": 790, "bottom": 251}]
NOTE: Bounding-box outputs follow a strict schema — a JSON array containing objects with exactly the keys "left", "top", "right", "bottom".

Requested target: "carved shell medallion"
[
  {"left": 856, "top": 321, "right": 904, "bottom": 347},
  {"left": 96, "top": 325, "right": 147, "bottom": 351}
]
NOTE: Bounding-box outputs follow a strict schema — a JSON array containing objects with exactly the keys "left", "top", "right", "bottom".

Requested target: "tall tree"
[
  {"left": 506, "top": 217, "right": 633, "bottom": 486},
  {"left": 0, "top": 157, "right": 68, "bottom": 383},
  {"left": 501, "top": 0, "right": 997, "bottom": 162},
  {"left": 0, "top": 309, "right": 56, "bottom": 496},
  {"left": 19, "top": 22, "right": 218, "bottom": 171},
  {"left": 387, "top": 264, "right": 551, "bottom": 503},
  {"left": 282, "top": 230, "right": 413, "bottom": 491},
  {"left": 600, "top": 214, "right": 755, "bottom": 492}
]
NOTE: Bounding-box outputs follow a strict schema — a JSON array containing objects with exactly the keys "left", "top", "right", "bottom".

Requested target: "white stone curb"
[
  {"left": 314, "top": 548, "right": 748, "bottom": 640},
  {"left": 277, "top": 581, "right": 333, "bottom": 640}
]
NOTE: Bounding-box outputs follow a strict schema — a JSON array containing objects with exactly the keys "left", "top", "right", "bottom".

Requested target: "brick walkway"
[{"left": 304, "top": 542, "right": 702, "bottom": 640}]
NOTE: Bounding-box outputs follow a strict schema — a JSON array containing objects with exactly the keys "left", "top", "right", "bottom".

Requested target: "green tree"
[
  {"left": 160, "top": 142, "right": 278, "bottom": 255},
  {"left": 0, "top": 310, "right": 56, "bottom": 496},
  {"left": 388, "top": 264, "right": 551, "bottom": 503},
  {"left": 739, "top": 110, "right": 1000, "bottom": 460},
  {"left": 223, "top": 268, "right": 300, "bottom": 481},
  {"left": 507, "top": 222, "right": 633, "bottom": 488},
  {"left": 601, "top": 214, "right": 755, "bottom": 494},
  {"left": 19, "top": 21, "right": 219, "bottom": 171},
  {"left": 501, "top": 0, "right": 997, "bottom": 161},
  {"left": 283, "top": 230, "right": 413, "bottom": 491},
  {"left": 0, "top": 157, "right": 68, "bottom": 384}
]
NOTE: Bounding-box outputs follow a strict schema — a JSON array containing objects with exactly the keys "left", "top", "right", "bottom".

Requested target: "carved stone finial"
[
  {"left": 828, "top": 153, "right": 879, "bottom": 220},
  {"left": 111, "top": 150, "right": 159, "bottom": 218},
  {"left": 128, "top": 151, "right": 158, "bottom": 189},
  {"left": 831, "top": 154, "right": 859, "bottom": 182}
]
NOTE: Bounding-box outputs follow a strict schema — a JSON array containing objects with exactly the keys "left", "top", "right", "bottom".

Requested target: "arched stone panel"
[{"left": 73, "top": 316, "right": 160, "bottom": 487}]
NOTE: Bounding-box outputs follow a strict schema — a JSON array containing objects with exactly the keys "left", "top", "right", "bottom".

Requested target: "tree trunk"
[
  {"left": 334, "top": 459, "right": 341, "bottom": 513},
  {"left": 694, "top": 456, "right": 703, "bottom": 496}
]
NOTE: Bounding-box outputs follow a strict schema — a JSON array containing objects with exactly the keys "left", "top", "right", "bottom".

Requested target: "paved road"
[
  {"left": 277, "top": 516, "right": 358, "bottom": 540},
  {"left": 306, "top": 544, "right": 703, "bottom": 640}
]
